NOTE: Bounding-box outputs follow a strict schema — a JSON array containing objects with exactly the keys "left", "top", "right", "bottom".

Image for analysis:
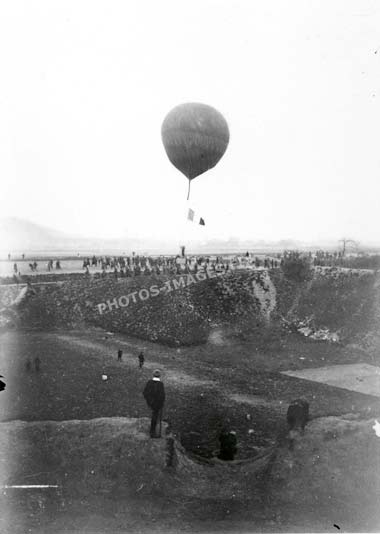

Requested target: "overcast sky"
[{"left": 1, "top": 0, "right": 379, "bottom": 245}]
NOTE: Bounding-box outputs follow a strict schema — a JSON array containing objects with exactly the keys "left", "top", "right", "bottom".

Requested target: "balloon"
[{"left": 161, "top": 103, "right": 229, "bottom": 199}]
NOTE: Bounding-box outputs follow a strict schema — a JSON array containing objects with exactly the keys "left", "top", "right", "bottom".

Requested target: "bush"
[{"left": 281, "top": 251, "right": 312, "bottom": 282}]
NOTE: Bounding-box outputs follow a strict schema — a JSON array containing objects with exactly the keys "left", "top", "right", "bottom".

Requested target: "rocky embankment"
[{"left": 0, "top": 267, "right": 377, "bottom": 347}]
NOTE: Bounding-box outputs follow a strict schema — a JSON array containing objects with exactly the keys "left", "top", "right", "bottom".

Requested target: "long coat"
[{"left": 143, "top": 380, "right": 165, "bottom": 411}]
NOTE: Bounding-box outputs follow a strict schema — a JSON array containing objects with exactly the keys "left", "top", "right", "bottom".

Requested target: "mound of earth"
[
  {"left": 294, "top": 267, "right": 377, "bottom": 340},
  {"left": 2, "top": 272, "right": 272, "bottom": 346},
  {"left": 1, "top": 415, "right": 379, "bottom": 530},
  {"left": 0, "top": 417, "right": 271, "bottom": 500},
  {"left": 10, "top": 276, "right": 211, "bottom": 346},
  {"left": 1, "top": 267, "right": 377, "bottom": 347},
  {"left": 351, "top": 276, "right": 380, "bottom": 357},
  {"left": 265, "top": 415, "right": 380, "bottom": 529}
]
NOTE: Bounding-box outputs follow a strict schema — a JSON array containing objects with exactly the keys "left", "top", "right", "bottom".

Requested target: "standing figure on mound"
[
  {"left": 218, "top": 429, "right": 237, "bottom": 461},
  {"left": 143, "top": 370, "right": 165, "bottom": 438}
]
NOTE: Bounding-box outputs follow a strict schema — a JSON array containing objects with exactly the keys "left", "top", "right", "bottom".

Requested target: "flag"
[{"left": 187, "top": 208, "right": 205, "bottom": 226}]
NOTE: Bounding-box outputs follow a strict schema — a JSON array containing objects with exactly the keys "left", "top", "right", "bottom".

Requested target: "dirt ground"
[{"left": 0, "top": 326, "right": 380, "bottom": 532}]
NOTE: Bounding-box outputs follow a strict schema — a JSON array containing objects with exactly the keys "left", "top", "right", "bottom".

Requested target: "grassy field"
[
  {"left": 1, "top": 326, "right": 380, "bottom": 532},
  {"left": 1, "top": 327, "right": 379, "bottom": 457}
]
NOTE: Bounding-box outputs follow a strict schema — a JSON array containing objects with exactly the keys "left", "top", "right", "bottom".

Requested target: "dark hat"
[{"left": 153, "top": 369, "right": 161, "bottom": 377}]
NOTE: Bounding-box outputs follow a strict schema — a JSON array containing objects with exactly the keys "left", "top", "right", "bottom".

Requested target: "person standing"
[
  {"left": 218, "top": 429, "right": 237, "bottom": 461},
  {"left": 138, "top": 351, "right": 145, "bottom": 369},
  {"left": 143, "top": 370, "right": 165, "bottom": 438},
  {"left": 117, "top": 349, "right": 123, "bottom": 362}
]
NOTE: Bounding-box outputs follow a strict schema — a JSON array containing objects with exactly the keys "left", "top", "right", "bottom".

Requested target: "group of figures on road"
[
  {"left": 47, "top": 259, "right": 62, "bottom": 271},
  {"left": 82, "top": 253, "right": 281, "bottom": 279},
  {"left": 6, "top": 253, "right": 281, "bottom": 282},
  {"left": 11, "top": 260, "right": 61, "bottom": 279},
  {"left": 6, "top": 249, "right": 380, "bottom": 282}
]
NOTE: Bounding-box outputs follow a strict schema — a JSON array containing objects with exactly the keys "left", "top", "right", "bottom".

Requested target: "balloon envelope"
[{"left": 161, "top": 103, "right": 229, "bottom": 181}]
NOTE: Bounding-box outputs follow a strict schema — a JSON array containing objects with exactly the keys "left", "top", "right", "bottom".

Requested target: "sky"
[{"left": 0, "top": 0, "right": 379, "bottom": 245}]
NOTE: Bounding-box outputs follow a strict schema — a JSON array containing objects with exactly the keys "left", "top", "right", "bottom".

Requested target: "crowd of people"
[
  {"left": 5, "top": 252, "right": 282, "bottom": 281},
  {"left": 79, "top": 253, "right": 281, "bottom": 278},
  {"left": 5, "top": 249, "right": 380, "bottom": 284}
]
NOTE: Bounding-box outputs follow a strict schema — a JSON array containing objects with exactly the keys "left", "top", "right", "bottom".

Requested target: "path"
[{"left": 52, "top": 332, "right": 286, "bottom": 412}]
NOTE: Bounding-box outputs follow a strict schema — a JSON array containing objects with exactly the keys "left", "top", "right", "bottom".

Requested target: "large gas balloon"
[{"left": 161, "top": 103, "right": 229, "bottom": 199}]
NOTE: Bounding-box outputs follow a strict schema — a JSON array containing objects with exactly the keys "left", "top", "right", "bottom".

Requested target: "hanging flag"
[{"left": 187, "top": 207, "right": 205, "bottom": 226}]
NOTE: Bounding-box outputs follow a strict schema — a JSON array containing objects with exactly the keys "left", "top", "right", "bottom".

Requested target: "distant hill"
[
  {"left": 0, "top": 218, "right": 300, "bottom": 255},
  {"left": 0, "top": 217, "right": 150, "bottom": 254},
  {"left": 1, "top": 217, "right": 377, "bottom": 256},
  {"left": 0, "top": 218, "right": 71, "bottom": 252}
]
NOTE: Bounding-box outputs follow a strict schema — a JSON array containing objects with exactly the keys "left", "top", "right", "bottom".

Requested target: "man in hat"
[{"left": 143, "top": 370, "right": 165, "bottom": 438}]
